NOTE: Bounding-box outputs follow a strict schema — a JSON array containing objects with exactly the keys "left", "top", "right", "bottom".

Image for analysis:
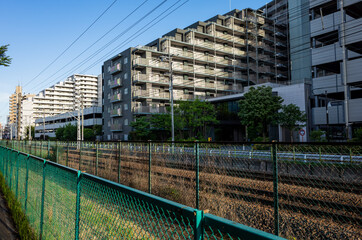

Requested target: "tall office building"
[{"left": 102, "top": 8, "right": 289, "bottom": 140}]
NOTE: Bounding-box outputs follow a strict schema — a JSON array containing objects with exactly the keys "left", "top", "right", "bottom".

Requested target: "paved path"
[{"left": 0, "top": 190, "right": 19, "bottom": 240}]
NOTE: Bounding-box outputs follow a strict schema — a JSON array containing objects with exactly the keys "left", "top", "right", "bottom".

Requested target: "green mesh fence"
[
  {"left": 3, "top": 140, "right": 362, "bottom": 239},
  {"left": 0, "top": 145, "right": 282, "bottom": 240}
]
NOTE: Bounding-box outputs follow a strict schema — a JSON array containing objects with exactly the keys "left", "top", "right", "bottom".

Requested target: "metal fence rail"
[
  {"left": 0, "top": 145, "right": 283, "bottom": 240},
  {"left": 1, "top": 140, "right": 361, "bottom": 239}
]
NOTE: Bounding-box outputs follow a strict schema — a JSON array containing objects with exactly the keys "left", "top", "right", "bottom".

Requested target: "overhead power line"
[{"left": 23, "top": 0, "right": 119, "bottom": 88}]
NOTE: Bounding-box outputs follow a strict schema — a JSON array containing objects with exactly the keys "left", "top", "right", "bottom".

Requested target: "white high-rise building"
[{"left": 32, "top": 74, "right": 101, "bottom": 120}]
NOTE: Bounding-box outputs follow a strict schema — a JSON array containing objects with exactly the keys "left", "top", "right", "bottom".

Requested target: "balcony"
[
  {"left": 347, "top": 58, "right": 362, "bottom": 84},
  {"left": 312, "top": 104, "right": 345, "bottom": 125},
  {"left": 133, "top": 74, "right": 169, "bottom": 85},
  {"left": 110, "top": 123, "right": 123, "bottom": 132},
  {"left": 312, "top": 74, "right": 343, "bottom": 95},
  {"left": 110, "top": 63, "right": 121, "bottom": 74},
  {"left": 110, "top": 78, "right": 122, "bottom": 88},
  {"left": 133, "top": 106, "right": 167, "bottom": 114},
  {"left": 110, "top": 93, "right": 122, "bottom": 103},
  {"left": 133, "top": 90, "right": 170, "bottom": 100},
  {"left": 110, "top": 108, "right": 122, "bottom": 117}
]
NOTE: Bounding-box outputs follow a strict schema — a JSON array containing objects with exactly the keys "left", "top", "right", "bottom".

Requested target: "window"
[
  {"left": 224, "top": 55, "right": 229, "bottom": 60},
  {"left": 223, "top": 31, "right": 228, "bottom": 35},
  {"left": 205, "top": 77, "right": 210, "bottom": 83},
  {"left": 205, "top": 65, "right": 210, "bottom": 69},
  {"left": 124, "top": 88, "right": 128, "bottom": 95},
  {"left": 124, "top": 73, "right": 128, "bottom": 80},
  {"left": 184, "top": 89, "right": 189, "bottom": 94},
  {"left": 204, "top": 51, "right": 209, "bottom": 56},
  {"left": 204, "top": 38, "right": 209, "bottom": 42},
  {"left": 183, "top": 46, "right": 188, "bottom": 51},
  {"left": 183, "top": 60, "right": 188, "bottom": 66},
  {"left": 124, "top": 134, "right": 129, "bottom": 141},
  {"left": 124, "top": 119, "right": 128, "bottom": 126},
  {"left": 123, "top": 57, "right": 128, "bottom": 64},
  {"left": 183, "top": 75, "right": 189, "bottom": 80},
  {"left": 223, "top": 43, "right": 228, "bottom": 47},
  {"left": 124, "top": 104, "right": 128, "bottom": 110}
]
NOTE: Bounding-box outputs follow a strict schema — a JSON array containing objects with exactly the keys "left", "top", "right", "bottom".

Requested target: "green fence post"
[
  {"left": 293, "top": 146, "right": 296, "bottom": 161},
  {"left": 148, "top": 140, "right": 152, "bottom": 194},
  {"left": 79, "top": 141, "right": 82, "bottom": 171},
  {"left": 15, "top": 151, "right": 19, "bottom": 198},
  {"left": 272, "top": 142, "right": 279, "bottom": 236},
  {"left": 47, "top": 140, "right": 50, "bottom": 159},
  {"left": 194, "top": 209, "right": 204, "bottom": 240},
  {"left": 66, "top": 141, "right": 69, "bottom": 167},
  {"left": 75, "top": 170, "right": 82, "bottom": 240},
  {"left": 9, "top": 150, "right": 13, "bottom": 191},
  {"left": 319, "top": 147, "right": 322, "bottom": 162},
  {"left": 195, "top": 141, "right": 200, "bottom": 210},
  {"left": 39, "top": 160, "right": 47, "bottom": 240},
  {"left": 41, "top": 141, "right": 43, "bottom": 158},
  {"left": 56, "top": 141, "right": 59, "bottom": 163},
  {"left": 24, "top": 155, "right": 30, "bottom": 213},
  {"left": 349, "top": 148, "right": 353, "bottom": 163},
  {"left": 95, "top": 142, "right": 99, "bottom": 176},
  {"left": 118, "top": 142, "right": 121, "bottom": 183}
]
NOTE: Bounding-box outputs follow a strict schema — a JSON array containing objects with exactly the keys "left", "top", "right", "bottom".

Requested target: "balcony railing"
[
  {"left": 110, "top": 78, "right": 122, "bottom": 88},
  {"left": 133, "top": 106, "right": 167, "bottom": 114},
  {"left": 110, "top": 123, "right": 122, "bottom": 131},
  {"left": 133, "top": 90, "right": 170, "bottom": 99},
  {"left": 110, "top": 63, "right": 121, "bottom": 74},
  {"left": 110, "top": 93, "right": 122, "bottom": 103},
  {"left": 110, "top": 108, "right": 122, "bottom": 117}
]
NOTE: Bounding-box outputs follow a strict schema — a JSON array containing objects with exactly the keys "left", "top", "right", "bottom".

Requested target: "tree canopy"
[
  {"left": 130, "top": 99, "right": 218, "bottom": 141},
  {"left": 0, "top": 45, "right": 12, "bottom": 67},
  {"left": 238, "top": 86, "right": 283, "bottom": 141},
  {"left": 278, "top": 104, "right": 306, "bottom": 141}
]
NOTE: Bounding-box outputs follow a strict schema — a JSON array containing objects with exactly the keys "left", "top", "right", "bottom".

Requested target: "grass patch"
[{"left": 0, "top": 172, "right": 36, "bottom": 240}]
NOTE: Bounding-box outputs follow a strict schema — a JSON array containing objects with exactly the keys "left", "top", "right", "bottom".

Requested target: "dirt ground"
[{"left": 0, "top": 190, "right": 18, "bottom": 240}]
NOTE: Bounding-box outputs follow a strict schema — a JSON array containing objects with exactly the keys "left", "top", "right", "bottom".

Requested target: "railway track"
[{"left": 62, "top": 150, "right": 362, "bottom": 227}]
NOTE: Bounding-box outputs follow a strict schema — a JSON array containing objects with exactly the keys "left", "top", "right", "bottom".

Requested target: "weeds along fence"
[
  {"left": 1, "top": 140, "right": 362, "bottom": 240},
  {"left": 0, "top": 145, "right": 284, "bottom": 240}
]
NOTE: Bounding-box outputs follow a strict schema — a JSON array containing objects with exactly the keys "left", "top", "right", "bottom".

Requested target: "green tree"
[
  {"left": 353, "top": 128, "right": 362, "bottom": 142},
  {"left": 310, "top": 129, "right": 326, "bottom": 142},
  {"left": 238, "top": 86, "right": 283, "bottom": 141},
  {"left": 130, "top": 116, "right": 152, "bottom": 140},
  {"left": 176, "top": 99, "right": 218, "bottom": 140},
  {"left": 55, "top": 127, "right": 65, "bottom": 140},
  {"left": 84, "top": 128, "right": 95, "bottom": 141},
  {"left": 92, "top": 125, "right": 102, "bottom": 136},
  {"left": 278, "top": 104, "right": 307, "bottom": 142},
  {"left": 0, "top": 45, "right": 12, "bottom": 67}
]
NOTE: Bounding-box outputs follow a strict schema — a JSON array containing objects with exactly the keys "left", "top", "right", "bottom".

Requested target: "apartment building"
[
  {"left": 32, "top": 74, "right": 102, "bottom": 120},
  {"left": 310, "top": 0, "right": 362, "bottom": 139},
  {"left": 34, "top": 107, "right": 102, "bottom": 139},
  {"left": 261, "top": 0, "right": 362, "bottom": 139},
  {"left": 102, "top": 8, "right": 289, "bottom": 140},
  {"left": 20, "top": 94, "right": 35, "bottom": 139},
  {"left": 8, "top": 86, "right": 22, "bottom": 124}
]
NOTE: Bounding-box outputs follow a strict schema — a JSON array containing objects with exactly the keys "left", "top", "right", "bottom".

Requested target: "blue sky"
[{"left": 0, "top": 0, "right": 267, "bottom": 125}]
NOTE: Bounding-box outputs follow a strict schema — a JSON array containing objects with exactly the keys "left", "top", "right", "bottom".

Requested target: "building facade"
[
  {"left": 261, "top": 0, "right": 362, "bottom": 139},
  {"left": 102, "top": 8, "right": 290, "bottom": 140},
  {"left": 8, "top": 86, "right": 22, "bottom": 124},
  {"left": 32, "top": 74, "right": 102, "bottom": 121},
  {"left": 34, "top": 107, "right": 102, "bottom": 139}
]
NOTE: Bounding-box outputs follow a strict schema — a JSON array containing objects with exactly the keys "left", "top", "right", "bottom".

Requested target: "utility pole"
[
  {"left": 160, "top": 54, "right": 175, "bottom": 142},
  {"left": 81, "top": 93, "right": 84, "bottom": 141},
  {"left": 340, "top": 0, "right": 351, "bottom": 139},
  {"left": 325, "top": 91, "right": 329, "bottom": 141}
]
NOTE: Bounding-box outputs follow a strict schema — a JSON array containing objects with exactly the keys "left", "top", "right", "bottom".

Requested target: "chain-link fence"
[
  {"left": 0, "top": 145, "right": 282, "bottom": 240},
  {"left": 1, "top": 140, "right": 361, "bottom": 239}
]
